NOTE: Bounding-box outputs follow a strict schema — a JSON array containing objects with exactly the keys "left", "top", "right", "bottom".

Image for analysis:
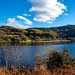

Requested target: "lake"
[{"left": 0, "top": 42, "right": 75, "bottom": 67}]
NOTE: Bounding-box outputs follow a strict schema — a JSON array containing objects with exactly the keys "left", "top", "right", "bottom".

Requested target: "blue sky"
[{"left": 0, "top": 0, "right": 75, "bottom": 29}]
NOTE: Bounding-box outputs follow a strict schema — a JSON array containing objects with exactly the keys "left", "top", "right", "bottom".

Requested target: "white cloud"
[
  {"left": 47, "top": 21, "right": 52, "bottom": 24},
  {"left": 29, "top": 0, "right": 67, "bottom": 23},
  {"left": 23, "top": 14, "right": 31, "bottom": 16},
  {"left": 64, "top": 13, "right": 68, "bottom": 16},
  {"left": 6, "top": 18, "right": 30, "bottom": 29},
  {"left": 7, "top": 18, "right": 15, "bottom": 23},
  {"left": 17, "top": 16, "right": 27, "bottom": 20},
  {"left": 17, "top": 15, "right": 32, "bottom": 25}
]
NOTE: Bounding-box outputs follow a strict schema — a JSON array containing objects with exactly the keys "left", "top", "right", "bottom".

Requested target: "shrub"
[
  {"left": 23, "top": 36, "right": 28, "bottom": 41},
  {"left": 61, "top": 49, "right": 75, "bottom": 65},
  {"left": 46, "top": 49, "right": 75, "bottom": 69},
  {"left": 34, "top": 36, "right": 40, "bottom": 41},
  {"left": 47, "top": 50, "right": 62, "bottom": 69},
  {"left": 7, "top": 39, "right": 11, "bottom": 42},
  {"left": 20, "top": 34, "right": 28, "bottom": 41}
]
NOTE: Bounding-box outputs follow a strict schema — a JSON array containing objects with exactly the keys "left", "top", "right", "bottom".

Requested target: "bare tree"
[
  {"left": 1, "top": 44, "right": 11, "bottom": 68},
  {"left": 0, "top": 43, "right": 23, "bottom": 68},
  {"left": 10, "top": 44, "right": 23, "bottom": 68}
]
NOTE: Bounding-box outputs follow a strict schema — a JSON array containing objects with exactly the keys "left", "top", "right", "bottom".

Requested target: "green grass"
[
  {"left": 22, "top": 39, "right": 32, "bottom": 43},
  {"left": 1, "top": 40, "right": 7, "bottom": 43}
]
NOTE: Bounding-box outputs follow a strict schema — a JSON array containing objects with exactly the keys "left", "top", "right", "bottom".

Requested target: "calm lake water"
[{"left": 0, "top": 42, "right": 75, "bottom": 67}]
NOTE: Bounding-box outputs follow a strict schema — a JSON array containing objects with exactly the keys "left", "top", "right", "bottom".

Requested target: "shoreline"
[
  {"left": 0, "top": 40, "right": 71, "bottom": 44},
  {"left": 32, "top": 40, "right": 71, "bottom": 43}
]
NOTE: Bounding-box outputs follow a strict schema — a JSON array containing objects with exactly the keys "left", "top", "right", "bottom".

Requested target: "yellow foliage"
[{"left": 65, "top": 29, "right": 68, "bottom": 31}]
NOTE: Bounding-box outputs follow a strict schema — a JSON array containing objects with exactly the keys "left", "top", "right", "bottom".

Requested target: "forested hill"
[
  {"left": 0, "top": 25, "right": 75, "bottom": 43},
  {"left": 33, "top": 25, "right": 75, "bottom": 38},
  {"left": 51, "top": 25, "right": 75, "bottom": 38}
]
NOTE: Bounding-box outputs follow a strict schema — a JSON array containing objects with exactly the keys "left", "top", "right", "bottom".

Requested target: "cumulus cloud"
[
  {"left": 7, "top": 18, "right": 15, "bottom": 23},
  {"left": 23, "top": 14, "right": 31, "bottom": 16},
  {"left": 6, "top": 18, "right": 30, "bottom": 29},
  {"left": 29, "top": 0, "right": 67, "bottom": 23},
  {"left": 17, "top": 15, "right": 32, "bottom": 25},
  {"left": 47, "top": 21, "right": 52, "bottom": 24}
]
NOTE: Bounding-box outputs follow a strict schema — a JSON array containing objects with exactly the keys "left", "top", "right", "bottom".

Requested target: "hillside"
[
  {"left": 0, "top": 26, "right": 28, "bottom": 43},
  {"left": 32, "top": 25, "right": 75, "bottom": 39},
  {"left": 0, "top": 25, "right": 75, "bottom": 43},
  {"left": 51, "top": 25, "right": 75, "bottom": 38}
]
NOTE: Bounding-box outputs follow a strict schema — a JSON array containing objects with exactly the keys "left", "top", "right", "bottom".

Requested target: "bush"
[
  {"left": 46, "top": 49, "right": 75, "bottom": 69},
  {"left": 20, "top": 34, "right": 28, "bottom": 41},
  {"left": 47, "top": 50, "right": 62, "bottom": 69},
  {"left": 62, "top": 49, "right": 75, "bottom": 65},
  {"left": 7, "top": 39, "right": 11, "bottom": 42},
  {"left": 34, "top": 36, "right": 40, "bottom": 41}
]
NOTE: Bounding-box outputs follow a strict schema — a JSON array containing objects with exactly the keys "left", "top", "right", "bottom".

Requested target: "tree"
[
  {"left": 10, "top": 45, "right": 23, "bottom": 68},
  {"left": 34, "top": 36, "right": 40, "bottom": 41},
  {"left": 20, "top": 34, "right": 28, "bottom": 41},
  {"left": 1, "top": 44, "right": 11, "bottom": 68}
]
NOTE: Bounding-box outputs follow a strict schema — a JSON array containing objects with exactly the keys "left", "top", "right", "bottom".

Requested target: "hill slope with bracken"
[
  {"left": 32, "top": 25, "right": 75, "bottom": 39},
  {"left": 0, "top": 25, "right": 75, "bottom": 43}
]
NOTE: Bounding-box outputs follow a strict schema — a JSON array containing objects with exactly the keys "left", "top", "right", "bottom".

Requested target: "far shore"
[
  {"left": 0, "top": 40, "right": 72, "bottom": 44},
  {"left": 31, "top": 40, "right": 71, "bottom": 43}
]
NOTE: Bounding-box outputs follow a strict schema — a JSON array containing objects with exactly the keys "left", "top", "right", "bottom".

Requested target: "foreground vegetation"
[
  {"left": 0, "top": 25, "right": 75, "bottom": 43},
  {"left": 0, "top": 64, "right": 75, "bottom": 75}
]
